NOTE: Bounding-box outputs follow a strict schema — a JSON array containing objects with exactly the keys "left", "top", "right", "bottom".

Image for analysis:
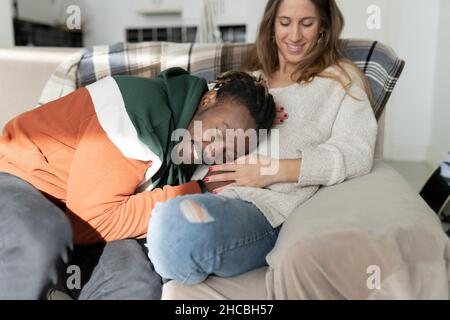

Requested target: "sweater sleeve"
[
  {"left": 65, "top": 116, "right": 201, "bottom": 245},
  {"left": 298, "top": 82, "right": 378, "bottom": 187}
]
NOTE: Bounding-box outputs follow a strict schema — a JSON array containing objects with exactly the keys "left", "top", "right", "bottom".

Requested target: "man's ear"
[{"left": 198, "top": 90, "right": 217, "bottom": 112}]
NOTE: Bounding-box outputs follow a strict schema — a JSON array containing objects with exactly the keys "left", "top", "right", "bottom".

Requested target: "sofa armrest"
[
  {"left": 0, "top": 47, "right": 79, "bottom": 130},
  {"left": 265, "top": 160, "right": 450, "bottom": 299}
]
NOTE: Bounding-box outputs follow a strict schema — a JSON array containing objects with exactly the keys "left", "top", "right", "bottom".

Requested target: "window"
[
  {"left": 219, "top": 25, "right": 246, "bottom": 43},
  {"left": 126, "top": 25, "right": 246, "bottom": 43},
  {"left": 14, "top": 19, "right": 83, "bottom": 47}
]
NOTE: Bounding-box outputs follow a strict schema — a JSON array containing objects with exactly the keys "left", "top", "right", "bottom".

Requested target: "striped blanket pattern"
[{"left": 38, "top": 40, "right": 405, "bottom": 120}]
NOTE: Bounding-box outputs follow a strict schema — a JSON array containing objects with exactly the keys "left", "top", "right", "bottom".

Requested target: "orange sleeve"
[{"left": 66, "top": 116, "right": 201, "bottom": 245}]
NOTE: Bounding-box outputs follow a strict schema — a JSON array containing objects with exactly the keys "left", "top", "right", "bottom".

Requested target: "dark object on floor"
[{"left": 420, "top": 152, "right": 450, "bottom": 222}]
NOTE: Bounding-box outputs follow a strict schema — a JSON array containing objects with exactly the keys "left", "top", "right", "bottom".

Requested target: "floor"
[
  {"left": 385, "top": 160, "right": 450, "bottom": 232},
  {"left": 385, "top": 160, "right": 434, "bottom": 192}
]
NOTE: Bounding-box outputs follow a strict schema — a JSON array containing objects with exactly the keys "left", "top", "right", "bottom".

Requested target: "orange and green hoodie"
[{"left": 0, "top": 68, "right": 207, "bottom": 245}]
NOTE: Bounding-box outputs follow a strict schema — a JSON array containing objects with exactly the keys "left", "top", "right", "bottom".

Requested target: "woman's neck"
[
  {"left": 269, "top": 69, "right": 296, "bottom": 89},
  {"left": 278, "top": 60, "right": 296, "bottom": 76},
  {"left": 267, "top": 60, "right": 297, "bottom": 89}
]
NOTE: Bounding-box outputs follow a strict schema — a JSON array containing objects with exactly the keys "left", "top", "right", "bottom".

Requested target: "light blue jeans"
[{"left": 147, "top": 193, "right": 281, "bottom": 285}]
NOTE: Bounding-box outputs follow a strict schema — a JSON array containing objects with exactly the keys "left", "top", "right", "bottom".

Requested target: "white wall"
[
  {"left": 337, "top": 0, "right": 400, "bottom": 46},
  {"left": 428, "top": 0, "right": 450, "bottom": 166},
  {"left": 0, "top": 0, "right": 14, "bottom": 48},
  {"left": 242, "top": 0, "right": 266, "bottom": 43},
  {"left": 79, "top": 0, "right": 184, "bottom": 46},
  {"left": 17, "top": 0, "right": 67, "bottom": 25},
  {"left": 337, "top": 0, "right": 443, "bottom": 164},
  {"left": 383, "top": 0, "right": 440, "bottom": 164},
  {"left": 71, "top": 0, "right": 266, "bottom": 47},
  {"left": 13, "top": 0, "right": 266, "bottom": 45}
]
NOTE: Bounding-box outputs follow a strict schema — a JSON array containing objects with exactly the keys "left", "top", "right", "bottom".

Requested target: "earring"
[{"left": 317, "top": 32, "right": 325, "bottom": 44}]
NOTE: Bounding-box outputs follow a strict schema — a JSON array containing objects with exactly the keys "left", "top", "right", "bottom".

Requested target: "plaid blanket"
[{"left": 38, "top": 40, "right": 405, "bottom": 120}]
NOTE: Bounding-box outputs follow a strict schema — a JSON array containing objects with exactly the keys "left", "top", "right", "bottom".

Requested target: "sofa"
[{"left": 1, "top": 41, "right": 449, "bottom": 300}]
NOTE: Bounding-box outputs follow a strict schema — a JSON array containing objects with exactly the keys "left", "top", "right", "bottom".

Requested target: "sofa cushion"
[
  {"left": 265, "top": 160, "right": 450, "bottom": 299},
  {"left": 162, "top": 267, "right": 268, "bottom": 300}
]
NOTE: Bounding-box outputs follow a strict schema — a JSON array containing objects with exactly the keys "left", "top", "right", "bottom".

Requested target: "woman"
[
  {"left": 0, "top": 68, "right": 277, "bottom": 299},
  {"left": 147, "top": 0, "right": 378, "bottom": 287}
]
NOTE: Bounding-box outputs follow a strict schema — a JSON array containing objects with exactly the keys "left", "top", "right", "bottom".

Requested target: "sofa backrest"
[{"left": 76, "top": 40, "right": 404, "bottom": 121}]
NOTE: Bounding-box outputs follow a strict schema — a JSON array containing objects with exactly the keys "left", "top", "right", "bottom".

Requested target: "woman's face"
[
  {"left": 179, "top": 91, "right": 255, "bottom": 165},
  {"left": 274, "top": 0, "right": 321, "bottom": 70}
]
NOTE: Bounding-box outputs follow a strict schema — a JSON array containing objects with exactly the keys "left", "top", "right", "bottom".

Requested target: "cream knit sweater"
[{"left": 192, "top": 65, "right": 378, "bottom": 227}]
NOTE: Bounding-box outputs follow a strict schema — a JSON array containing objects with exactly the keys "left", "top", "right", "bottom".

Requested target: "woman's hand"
[
  {"left": 202, "top": 171, "right": 234, "bottom": 193},
  {"left": 205, "top": 155, "right": 302, "bottom": 193},
  {"left": 274, "top": 106, "right": 289, "bottom": 125}
]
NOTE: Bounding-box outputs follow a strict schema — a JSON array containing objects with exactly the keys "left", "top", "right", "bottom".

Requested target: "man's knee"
[
  {"left": 99, "top": 240, "right": 151, "bottom": 276},
  {"left": 148, "top": 195, "right": 218, "bottom": 245},
  {"left": 77, "top": 240, "right": 161, "bottom": 300},
  {"left": 10, "top": 207, "right": 73, "bottom": 268},
  {"left": 0, "top": 207, "right": 72, "bottom": 299},
  {"left": 0, "top": 176, "right": 73, "bottom": 256}
]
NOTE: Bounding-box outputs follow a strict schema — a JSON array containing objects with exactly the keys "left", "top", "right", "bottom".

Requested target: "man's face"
[{"left": 177, "top": 91, "right": 255, "bottom": 165}]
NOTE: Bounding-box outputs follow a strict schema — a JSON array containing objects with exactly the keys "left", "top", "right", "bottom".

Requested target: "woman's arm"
[
  {"left": 205, "top": 156, "right": 302, "bottom": 192},
  {"left": 297, "top": 84, "right": 377, "bottom": 187},
  {"left": 274, "top": 159, "right": 302, "bottom": 184}
]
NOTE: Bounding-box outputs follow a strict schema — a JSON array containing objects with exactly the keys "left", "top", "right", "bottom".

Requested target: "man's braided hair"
[{"left": 212, "top": 71, "right": 276, "bottom": 131}]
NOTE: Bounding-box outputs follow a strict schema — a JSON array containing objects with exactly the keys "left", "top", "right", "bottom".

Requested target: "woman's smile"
[{"left": 285, "top": 42, "right": 307, "bottom": 55}]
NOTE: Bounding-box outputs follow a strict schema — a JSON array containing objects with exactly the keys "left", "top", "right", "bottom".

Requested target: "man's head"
[{"left": 179, "top": 71, "right": 276, "bottom": 164}]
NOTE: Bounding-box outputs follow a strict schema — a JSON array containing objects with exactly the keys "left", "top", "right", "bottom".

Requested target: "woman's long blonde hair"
[{"left": 244, "top": 0, "right": 372, "bottom": 102}]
